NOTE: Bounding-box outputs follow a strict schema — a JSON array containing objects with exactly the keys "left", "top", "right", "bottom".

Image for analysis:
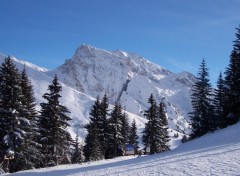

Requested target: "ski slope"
[{"left": 8, "top": 123, "right": 240, "bottom": 176}]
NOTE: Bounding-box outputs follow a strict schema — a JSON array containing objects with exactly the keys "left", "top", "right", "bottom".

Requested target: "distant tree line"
[
  {"left": 189, "top": 25, "right": 240, "bottom": 139},
  {"left": 83, "top": 96, "right": 135, "bottom": 160},
  {"left": 83, "top": 93, "right": 170, "bottom": 161}
]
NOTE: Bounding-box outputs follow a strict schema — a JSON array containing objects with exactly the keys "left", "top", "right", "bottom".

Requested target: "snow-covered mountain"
[
  {"left": 47, "top": 44, "right": 196, "bottom": 134},
  {"left": 0, "top": 45, "right": 196, "bottom": 146}
]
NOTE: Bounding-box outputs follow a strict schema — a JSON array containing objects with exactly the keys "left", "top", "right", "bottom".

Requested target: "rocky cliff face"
[{"left": 47, "top": 44, "right": 196, "bottom": 134}]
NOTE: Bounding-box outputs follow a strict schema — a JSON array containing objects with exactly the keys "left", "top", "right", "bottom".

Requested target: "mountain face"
[
  {"left": 0, "top": 45, "right": 195, "bottom": 148},
  {"left": 47, "top": 44, "right": 196, "bottom": 134}
]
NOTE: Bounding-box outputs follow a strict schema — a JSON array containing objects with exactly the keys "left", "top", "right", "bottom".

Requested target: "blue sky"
[{"left": 0, "top": 0, "right": 239, "bottom": 85}]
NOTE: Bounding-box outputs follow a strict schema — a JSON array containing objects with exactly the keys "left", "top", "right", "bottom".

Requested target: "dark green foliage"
[
  {"left": 0, "top": 57, "right": 29, "bottom": 173},
  {"left": 213, "top": 72, "right": 227, "bottom": 129},
  {"left": 0, "top": 59, "right": 42, "bottom": 172},
  {"left": 181, "top": 135, "right": 188, "bottom": 143},
  {"left": 71, "top": 135, "right": 84, "bottom": 163},
  {"left": 99, "top": 94, "right": 110, "bottom": 158},
  {"left": 143, "top": 94, "right": 170, "bottom": 154},
  {"left": 189, "top": 59, "right": 215, "bottom": 139},
  {"left": 106, "top": 103, "right": 124, "bottom": 158},
  {"left": 39, "top": 75, "right": 72, "bottom": 167},
  {"left": 128, "top": 119, "right": 139, "bottom": 150},
  {"left": 233, "top": 25, "right": 240, "bottom": 52},
  {"left": 14, "top": 66, "right": 42, "bottom": 170},
  {"left": 158, "top": 102, "right": 170, "bottom": 151},
  {"left": 224, "top": 48, "right": 240, "bottom": 125},
  {"left": 121, "top": 112, "right": 130, "bottom": 145},
  {"left": 142, "top": 94, "right": 158, "bottom": 154},
  {"left": 83, "top": 123, "right": 103, "bottom": 161},
  {"left": 83, "top": 97, "right": 104, "bottom": 161}
]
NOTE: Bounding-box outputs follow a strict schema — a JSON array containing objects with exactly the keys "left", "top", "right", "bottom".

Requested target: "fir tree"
[
  {"left": 121, "top": 111, "right": 130, "bottom": 145},
  {"left": 106, "top": 103, "right": 124, "bottom": 158},
  {"left": 83, "top": 123, "right": 103, "bottom": 161},
  {"left": 233, "top": 25, "right": 240, "bottom": 52},
  {"left": 15, "top": 66, "right": 42, "bottom": 170},
  {"left": 142, "top": 94, "right": 157, "bottom": 154},
  {"left": 224, "top": 26, "right": 240, "bottom": 125},
  {"left": 83, "top": 97, "right": 104, "bottom": 161},
  {"left": 99, "top": 94, "right": 110, "bottom": 158},
  {"left": 189, "top": 59, "right": 215, "bottom": 139},
  {"left": 213, "top": 72, "right": 227, "bottom": 129},
  {"left": 128, "top": 119, "right": 139, "bottom": 150},
  {"left": 142, "top": 94, "right": 160, "bottom": 154},
  {"left": 158, "top": 102, "right": 170, "bottom": 152},
  {"left": 39, "top": 75, "right": 72, "bottom": 167},
  {"left": 143, "top": 95, "right": 170, "bottom": 154},
  {"left": 0, "top": 57, "right": 28, "bottom": 173},
  {"left": 71, "top": 134, "right": 84, "bottom": 163}
]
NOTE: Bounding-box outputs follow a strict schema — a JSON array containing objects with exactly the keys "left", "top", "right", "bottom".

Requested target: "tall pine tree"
[
  {"left": 71, "top": 134, "right": 84, "bottom": 163},
  {"left": 0, "top": 57, "right": 28, "bottom": 173},
  {"left": 213, "top": 72, "right": 227, "bottom": 129},
  {"left": 83, "top": 97, "right": 104, "bottom": 161},
  {"left": 189, "top": 59, "right": 215, "bottom": 139},
  {"left": 15, "top": 66, "right": 42, "bottom": 171},
  {"left": 39, "top": 75, "right": 72, "bottom": 167},
  {"left": 142, "top": 94, "right": 157, "bottom": 154},
  {"left": 106, "top": 103, "right": 124, "bottom": 158},
  {"left": 128, "top": 119, "right": 139, "bottom": 150},
  {"left": 224, "top": 26, "right": 240, "bottom": 125},
  {"left": 143, "top": 94, "right": 169, "bottom": 154},
  {"left": 121, "top": 112, "right": 130, "bottom": 145},
  {"left": 99, "top": 94, "right": 110, "bottom": 158},
  {"left": 158, "top": 102, "right": 170, "bottom": 152}
]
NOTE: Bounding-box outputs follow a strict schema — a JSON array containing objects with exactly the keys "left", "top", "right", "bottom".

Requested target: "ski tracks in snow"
[{"left": 73, "top": 143, "right": 240, "bottom": 176}]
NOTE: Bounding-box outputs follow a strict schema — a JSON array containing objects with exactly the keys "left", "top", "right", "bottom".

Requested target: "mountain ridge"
[
  {"left": 0, "top": 45, "right": 196, "bottom": 146},
  {"left": 47, "top": 44, "right": 196, "bottom": 134}
]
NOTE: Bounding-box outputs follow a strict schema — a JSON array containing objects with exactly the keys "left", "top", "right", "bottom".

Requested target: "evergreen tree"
[
  {"left": 189, "top": 59, "right": 215, "bottom": 139},
  {"left": 121, "top": 112, "right": 130, "bottom": 145},
  {"left": 158, "top": 102, "right": 170, "bottom": 152},
  {"left": 39, "top": 75, "right": 72, "bottom": 167},
  {"left": 83, "top": 123, "right": 103, "bottom": 161},
  {"left": 84, "top": 97, "right": 105, "bottom": 161},
  {"left": 15, "top": 66, "right": 42, "bottom": 170},
  {"left": 143, "top": 95, "right": 170, "bottom": 154},
  {"left": 83, "top": 97, "right": 104, "bottom": 161},
  {"left": 106, "top": 103, "right": 124, "bottom": 158},
  {"left": 0, "top": 57, "right": 28, "bottom": 173},
  {"left": 224, "top": 26, "right": 240, "bottom": 125},
  {"left": 213, "top": 72, "right": 227, "bottom": 129},
  {"left": 233, "top": 25, "right": 240, "bottom": 51},
  {"left": 71, "top": 134, "right": 84, "bottom": 163},
  {"left": 142, "top": 94, "right": 162, "bottom": 154},
  {"left": 128, "top": 119, "right": 139, "bottom": 150},
  {"left": 142, "top": 94, "right": 157, "bottom": 154},
  {"left": 99, "top": 94, "right": 110, "bottom": 158}
]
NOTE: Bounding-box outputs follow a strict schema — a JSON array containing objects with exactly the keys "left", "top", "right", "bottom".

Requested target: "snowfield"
[{"left": 7, "top": 123, "right": 240, "bottom": 176}]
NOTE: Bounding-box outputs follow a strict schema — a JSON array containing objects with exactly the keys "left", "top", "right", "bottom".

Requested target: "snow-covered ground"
[{"left": 7, "top": 123, "right": 240, "bottom": 176}]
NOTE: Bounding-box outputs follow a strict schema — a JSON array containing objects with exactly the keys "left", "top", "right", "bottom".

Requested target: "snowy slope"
[
  {"left": 7, "top": 123, "right": 240, "bottom": 176},
  {"left": 47, "top": 45, "right": 196, "bottom": 134}
]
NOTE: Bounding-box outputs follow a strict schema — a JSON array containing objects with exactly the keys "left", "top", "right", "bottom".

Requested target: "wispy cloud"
[{"left": 163, "top": 57, "right": 198, "bottom": 74}]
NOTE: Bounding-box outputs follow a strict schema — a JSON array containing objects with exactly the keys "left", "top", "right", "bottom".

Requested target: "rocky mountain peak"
[{"left": 46, "top": 45, "right": 196, "bottom": 134}]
